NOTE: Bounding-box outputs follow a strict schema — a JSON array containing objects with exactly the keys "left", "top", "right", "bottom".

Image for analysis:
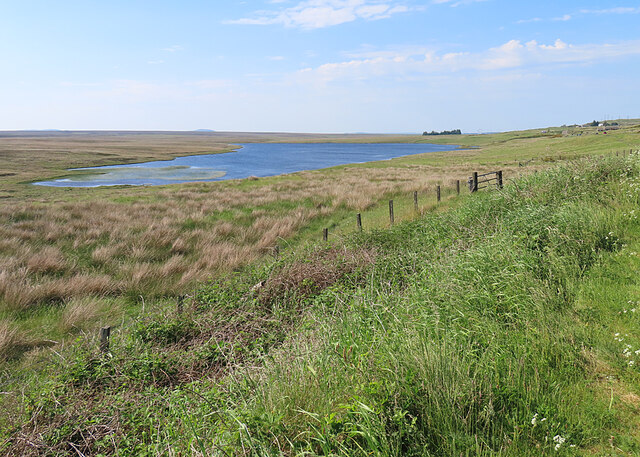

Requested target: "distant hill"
[{"left": 194, "top": 129, "right": 215, "bottom": 132}]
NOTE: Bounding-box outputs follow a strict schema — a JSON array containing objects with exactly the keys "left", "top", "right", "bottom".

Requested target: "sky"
[{"left": 1, "top": 0, "right": 640, "bottom": 133}]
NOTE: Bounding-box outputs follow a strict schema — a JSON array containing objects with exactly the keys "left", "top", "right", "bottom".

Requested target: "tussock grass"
[{"left": 0, "top": 320, "right": 32, "bottom": 363}]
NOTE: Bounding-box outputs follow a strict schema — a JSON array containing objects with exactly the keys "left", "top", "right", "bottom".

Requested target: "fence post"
[
  {"left": 413, "top": 191, "right": 418, "bottom": 212},
  {"left": 357, "top": 213, "right": 362, "bottom": 231},
  {"left": 100, "top": 326, "right": 111, "bottom": 353},
  {"left": 389, "top": 200, "right": 394, "bottom": 225},
  {"left": 273, "top": 245, "right": 280, "bottom": 258},
  {"left": 436, "top": 185, "right": 441, "bottom": 202},
  {"left": 472, "top": 172, "right": 478, "bottom": 193},
  {"left": 323, "top": 228, "right": 328, "bottom": 242},
  {"left": 497, "top": 170, "right": 503, "bottom": 189},
  {"left": 177, "top": 295, "right": 184, "bottom": 315},
  {"left": 456, "top": 180, "right": 460, "bottom": 195}
]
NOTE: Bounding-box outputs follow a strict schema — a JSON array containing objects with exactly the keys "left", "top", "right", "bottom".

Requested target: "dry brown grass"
[
  {"left": 1, "top": 131, "right": 525, "bottom": 345},
  {"left": 0, "top": 319, "right": 32, "bottom": 362},
  {"left": 0, "top": 160, "right": 501, "bottom": 316},
  {"left": 58, "top": 296, "right": 106, "bottom": 333},
  {"left": 26, "top": 246, "right": 68, "bottom": 274}
]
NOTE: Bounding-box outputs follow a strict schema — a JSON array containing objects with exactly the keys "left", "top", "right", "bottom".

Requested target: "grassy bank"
[{"left": 3, "top": 154, "right": 640, "bottom": 455}]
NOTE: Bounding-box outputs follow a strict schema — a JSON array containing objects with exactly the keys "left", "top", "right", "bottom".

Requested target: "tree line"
[{"left": 422, "top": 129, "right": 462, "bottom": 136}]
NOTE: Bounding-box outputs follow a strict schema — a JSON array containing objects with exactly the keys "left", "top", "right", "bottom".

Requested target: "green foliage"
[
  {"left": 422, "top": 129, "right": 462, "bottom": 136},
  {"left": 5, "top": 155, "right": 640, "bottom": 456}
]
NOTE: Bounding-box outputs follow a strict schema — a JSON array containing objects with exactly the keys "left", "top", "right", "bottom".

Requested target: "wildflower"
[
  {"left": 553, "top": 435, "right": 566, "bottom": 451},
  {"left": 531, "top": 413, "right": 538, "bottom": 426}
]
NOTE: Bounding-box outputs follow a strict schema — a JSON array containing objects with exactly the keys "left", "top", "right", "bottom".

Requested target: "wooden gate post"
[
  {"left": 357, "top": 213, "right": 362, "bottom": 231},
  {"left": 497, "top": 170, "right": 503, "bottom": 189},
  {"left": 177, "top": 295, "right": 184, "bottom": 315},
  {"left": 472, "top": 172, "right": 478, "bottom": 193},
  {"left": 436, "top": 185, "right": 441, "bottom": 202},
  {"left": 389, "top": 200, "right": 394, "bottom": 225},
  {"left": 100, "top": 326, "right": 111, "bottom": 353},
  {"left": 456, "top": 180, "right": 460, "bottom": 195},
  {"left": 323, "top": 228, "right": 328, "bottom": 242},
  {"left": 413, "top": 191, "right": 418, "bottom": 212}
]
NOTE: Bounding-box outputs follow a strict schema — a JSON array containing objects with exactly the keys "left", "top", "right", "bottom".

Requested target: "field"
[
  {"left": 1, "top": 123, "right": 640, "bottom": 455},
  {"left": 1, "top": 125, "right": 639, "bottom": 359}
]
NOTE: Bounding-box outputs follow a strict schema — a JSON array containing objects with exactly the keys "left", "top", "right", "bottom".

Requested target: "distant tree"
[
  {"left": 589, "top": 120, "right": 599, "bottom": 127},
  {"left": 422, "top": 129, "right": 462, "bottom": 136}
]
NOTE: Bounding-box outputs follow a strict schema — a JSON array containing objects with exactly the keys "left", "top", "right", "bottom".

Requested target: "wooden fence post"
[
  {"left": 436, "top": 185, "right": 441, "bottom": 202},
  {"left": 413, "top": 191, "right": 418, "bottom": 212},
  {"left": 497, "top": 170, "right": 503, "bottom": 189},
  {"left": 273, "top": 245, "right": 280, "bottom": 258},
  {"left": 389, "top": 200, "right": 394, "bottom": 225},
  {"left": 456, "top": 180, "right": 460, "bottom": 195},
  {"left": 323, "top": 228, "right": 328, "bottom": 242},
  {"left": 472, "top": 172, "right": 478, "bottom": 193},
  {"left": 100, "top": 326, "right": 111, "bottom": 353},
  {"left": 357, "top": 213, "right": 362, "bottom": 231},
  {"left": 177, "top": 295, "right": 184, "bottom": 315}
]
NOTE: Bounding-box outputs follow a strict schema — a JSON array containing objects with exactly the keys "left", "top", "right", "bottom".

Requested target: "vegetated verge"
[{"left": 2, "top": 155, "right": 640, "bottom": 456}]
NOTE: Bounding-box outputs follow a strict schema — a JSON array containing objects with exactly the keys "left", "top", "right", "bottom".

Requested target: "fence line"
[{"left": 320, "top": 169, "right": 505, "bottom": 241}]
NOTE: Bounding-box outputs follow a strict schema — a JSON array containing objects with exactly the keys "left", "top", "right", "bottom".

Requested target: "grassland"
[
  {"left": 3, "top": 150, "right": 640, "bottom": 455},
  {"left": 1, "top": 122, "right": 640, "bottom": 455},
  {"left": 1, "top": 125, "right": 639, "bottom": 362}
]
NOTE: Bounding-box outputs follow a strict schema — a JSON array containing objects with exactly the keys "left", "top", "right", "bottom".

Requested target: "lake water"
[{"left": 34, "top": 142, "right": 459, "bottom": 187}]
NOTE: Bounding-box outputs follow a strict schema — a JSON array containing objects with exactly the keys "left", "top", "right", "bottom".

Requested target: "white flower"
[
  {"left": 553, "top": 435, "right": 566, "bottom": 451},
  {"left": 531, "top": 413, "right": 538, "bottom": 426},
  {"left": 629, "top": 360, "right": 635, "bottom": 366}
]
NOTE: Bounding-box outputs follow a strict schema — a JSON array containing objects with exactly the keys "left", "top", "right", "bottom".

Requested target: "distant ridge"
[{"left": 194, "top": 129, "right": 215, "bottom": 132}]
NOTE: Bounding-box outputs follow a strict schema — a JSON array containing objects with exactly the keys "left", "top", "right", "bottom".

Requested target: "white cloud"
[
  {"left": 580, "top": 7, "right": 640, "bottom": 15},
  {"left": 516, "top": 17, "right": 541, "bottom": 24},
  {"left": 519, "top": 7, "right": 640, "bottom": 24},
  {"left": 226, "top": 0, "right": 411, "bottom": 29},
  {"left": 432, "top": 0, "right": 487, "bottom": 6},
  {"left": 162, "top": 45, "right": 183, "bottom": 52},
  {"left": 293, "top": 39, "right": 640, "bottom": 84}
]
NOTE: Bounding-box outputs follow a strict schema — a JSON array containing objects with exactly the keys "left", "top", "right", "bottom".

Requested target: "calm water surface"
[{"left": 34, "top": 143, "right": 459, "bottom": 187}]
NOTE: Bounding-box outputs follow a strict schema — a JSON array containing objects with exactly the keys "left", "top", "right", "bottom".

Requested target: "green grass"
[{"left": 4, "top": 154, "right": 640, "bottom": 455}]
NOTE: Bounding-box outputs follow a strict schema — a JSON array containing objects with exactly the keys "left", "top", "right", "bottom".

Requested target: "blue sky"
[{"left": 2, "top": 0, "right": 640, "bottom": 133}]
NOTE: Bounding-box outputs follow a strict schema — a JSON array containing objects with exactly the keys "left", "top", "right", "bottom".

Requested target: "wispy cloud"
[
  {"left": 432, "top": 0, "right": 487, "bottom": 7},
  {"left": 580, "top": 7, "right": 640, "bottom": 15},
  {"left": 162, "top": 45, "right": 183, "bottom": 52},
  {"left": 226, "top": 0, "right": 410, "bottom": 29},
  {"left": 518, "top": 6, "right": 640, "bottom": 24},
  {"left": 516, "top": 17, "right": 541, "bottom": 24},
  {"left": 293, "top": 39, "right": 640, "bottom": 84}
]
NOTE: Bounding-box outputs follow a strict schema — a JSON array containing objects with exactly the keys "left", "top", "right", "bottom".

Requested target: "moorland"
[{"left": 1, "top": 122, "right": 640, "bottom": 455}]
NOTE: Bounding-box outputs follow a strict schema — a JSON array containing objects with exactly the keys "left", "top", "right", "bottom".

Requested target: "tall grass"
[{"left": 4, "top": 155, "right": 640, "bottom": 455}]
